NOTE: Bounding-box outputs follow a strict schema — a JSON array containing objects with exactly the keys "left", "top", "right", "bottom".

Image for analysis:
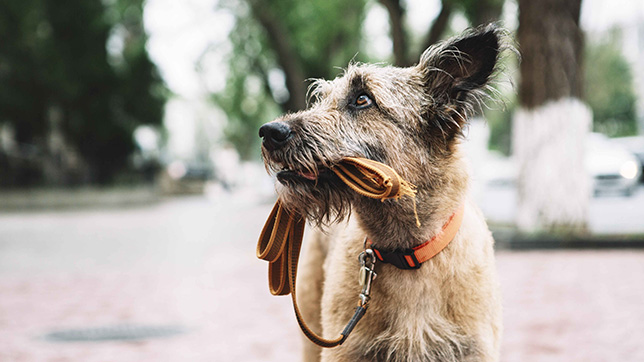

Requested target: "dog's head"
[{"left": 260, "top": 25, "right": 505, "bottom": 223}]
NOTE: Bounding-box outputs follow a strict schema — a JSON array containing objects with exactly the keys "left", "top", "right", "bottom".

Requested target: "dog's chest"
[{"left": 320, "top": 228, "right": 474, "bottom": 361}]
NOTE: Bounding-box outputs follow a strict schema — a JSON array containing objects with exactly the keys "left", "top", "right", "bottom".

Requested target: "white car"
[
  {"left": 612, "top": 135, "right": 644, "bottom": 183},
  {"left": 586, "top": 133, "right": 642, "bottom": 196}
]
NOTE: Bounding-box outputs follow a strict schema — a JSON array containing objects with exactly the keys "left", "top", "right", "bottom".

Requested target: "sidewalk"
[
  {"left": 1, "top": 193, "right": 643, "bottom": 361},
  {"left": 0, "top": 186, "right": 160, "bottom": 211}
]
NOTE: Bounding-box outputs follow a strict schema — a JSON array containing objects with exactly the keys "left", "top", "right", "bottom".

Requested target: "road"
[
  {"left": 1, "top": 189, "right": 643, "bottom": 361},
  {"left": 479, "top": 184, "right": 644, "bottom": 234}
]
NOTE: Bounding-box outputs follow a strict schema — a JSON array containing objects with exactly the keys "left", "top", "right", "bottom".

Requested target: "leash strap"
[
  {"left": 331, "top": 157, "right": 416, "bottom": 200},
  {"left": 256, "top": 200, "right": 346, "bottom": 347},
  {"left": 257, "top": 157, "right": 417, "bottom": 347}
]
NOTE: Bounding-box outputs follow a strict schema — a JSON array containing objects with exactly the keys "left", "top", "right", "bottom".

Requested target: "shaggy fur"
[{"left": 260, "top": 24, "right": 506, "bottom": 362}]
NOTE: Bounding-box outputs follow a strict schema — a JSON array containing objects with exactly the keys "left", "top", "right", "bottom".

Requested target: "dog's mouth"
[
  {"left": 276, "top": 166, "right": 332, "bottom": 184},
  {"left": 267, "top": 158, "right": 357, "bottom": 223}
]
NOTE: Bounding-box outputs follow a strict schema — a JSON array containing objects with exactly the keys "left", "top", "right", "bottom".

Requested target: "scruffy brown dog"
[{"left": 259, "top": 25, "right": 505, "bottom": 362}]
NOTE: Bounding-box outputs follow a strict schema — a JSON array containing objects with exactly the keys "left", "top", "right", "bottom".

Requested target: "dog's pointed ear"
[{"left": 418, "top": 25, "right": 500, "bottom": 104}]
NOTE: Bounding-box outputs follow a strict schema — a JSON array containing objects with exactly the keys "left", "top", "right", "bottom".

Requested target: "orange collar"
[{"left": 368, "top": 204, "right": 465, "bottom": 269}]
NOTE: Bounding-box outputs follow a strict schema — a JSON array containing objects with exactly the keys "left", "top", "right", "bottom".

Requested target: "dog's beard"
[
  {"left": 274, "top": 170, "right": 355, "bottom": 225},
  {"left": 261, "top": 137, "right": 362, "bottom": 224}
]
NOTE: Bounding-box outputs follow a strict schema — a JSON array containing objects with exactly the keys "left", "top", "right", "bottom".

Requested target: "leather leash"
[{"left": 256, "top": 157, "right": 417, "bottom": 347}]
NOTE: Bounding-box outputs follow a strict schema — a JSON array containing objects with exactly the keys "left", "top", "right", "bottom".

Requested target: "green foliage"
[
  {"left": 211, "top": 8, "right": 278, "bottom": 160},
  {"left": 0, "top": 0, "right": 53, "bottom": 144},
  {"left": 454, "top": 0, "right": 505, "bottom": 26},
  {"left": 214, "top": 0, "right": 367, "bottom": 160},
  {"left": 0, "top": 0, "right": 166, "bottom": 185},
  {"left": 271, "top": 0, "right": 368, "bottom": 80},
  {"left": 214, "top": 0, "right": 510, "bottom": 160},
  {"left": 486, "top": 98, "right": 515, "bottom": 156},
  {"left": 585, "top": 31, "right": 637, "bottom": 137},
  {"left": 487, "top": 31, "right": 639, "bottom": 154},
  {"left": 213, "top": 48, "right": 281, "bottom": 159},
  {"left": 485, "top": 53, "right": 519, "bottom": 156}
]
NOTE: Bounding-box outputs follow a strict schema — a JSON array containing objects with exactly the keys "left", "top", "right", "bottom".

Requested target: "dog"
[{"left": 259, "top": 24, "right": 505, "bottom": 362}]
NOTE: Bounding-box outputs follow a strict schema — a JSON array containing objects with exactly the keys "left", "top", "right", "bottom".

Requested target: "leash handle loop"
[
  {"left": 258, "top": 201, "right": 345, "bottom": 347},
  {"left": 331, "top": 157, "right": 415, "bottom": 201}
]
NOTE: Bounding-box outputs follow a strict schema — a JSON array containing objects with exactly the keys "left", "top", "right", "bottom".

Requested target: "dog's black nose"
[{"left": 259, "top": 122, "right": 292, "bottom": 151}]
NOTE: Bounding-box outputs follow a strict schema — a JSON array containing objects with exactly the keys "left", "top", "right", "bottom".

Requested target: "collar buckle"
[{"left": 372, "top": 247, "right": 421, "bottom": 270}]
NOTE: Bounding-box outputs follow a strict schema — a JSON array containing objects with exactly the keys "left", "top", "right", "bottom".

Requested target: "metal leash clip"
[
  {"left": 336, "top": 241, "right": 379, "bottom": 344},
  {"left": 358, "top": 247, "right": 377, "bottom": 307}
]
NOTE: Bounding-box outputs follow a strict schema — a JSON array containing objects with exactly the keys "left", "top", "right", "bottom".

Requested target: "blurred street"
[
  {"left": 1, "top": 187, "right": 644, "bottom": 361},
  {"left": 480, "top": 184, "right": 644, "bottom": 235}
]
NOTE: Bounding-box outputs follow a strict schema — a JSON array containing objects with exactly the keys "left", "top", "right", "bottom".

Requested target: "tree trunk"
[
  {"left": 514, "top": 0, "right": 590, "bottom": 233},
  {"left": 517, "top": 0, "right": 584, "bottom": 108},
  {"left": 467, "top": 0, "right": 504, "bottom": 28},
  {"left": 378, "top": 0, "right": 409, "bottom": 67},
  {"left": 249, "top": 0, "right": 307, "bottom": 112}
]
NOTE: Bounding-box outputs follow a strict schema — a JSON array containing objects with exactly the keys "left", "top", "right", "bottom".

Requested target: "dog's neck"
[{"left": 353, "top": 156, "right": 468, "bottom": 250}]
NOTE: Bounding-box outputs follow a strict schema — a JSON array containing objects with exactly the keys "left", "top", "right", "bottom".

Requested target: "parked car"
[
  {"left": 160, "top": 160, "right": 214, "bottom": 195},
  {"left": 612, "top": 135, "right": 644, "bottom": 183},
  {"left": 586, "top": 133, "right": 642, "bottom": 196}
]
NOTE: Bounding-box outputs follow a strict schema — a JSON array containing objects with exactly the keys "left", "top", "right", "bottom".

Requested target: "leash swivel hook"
[
  {"left": 358, "top": 246, "right": 377, "bottom": 307},
  {"left": 337, "top": 242, "right": 378, "bottom": 344}
]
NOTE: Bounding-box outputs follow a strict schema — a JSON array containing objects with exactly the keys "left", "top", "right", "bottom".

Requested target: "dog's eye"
[{"left": 354, "top": 94, "right": 373, "bottom": 109}]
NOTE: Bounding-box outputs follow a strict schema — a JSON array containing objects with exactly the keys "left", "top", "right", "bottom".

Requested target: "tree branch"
[
  {"left": 420, "top": 0, "right": 452, "bottom": 56},
  {"left": 248, "top": 0, "right": 307, "bottom": 112},
  {"left": 378, "top": 0, "right": 410, "bottom": 66}
]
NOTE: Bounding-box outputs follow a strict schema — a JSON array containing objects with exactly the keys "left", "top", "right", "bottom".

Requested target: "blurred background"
[{"left": 1, "top": 0, "right": 643, "bottom": 361}]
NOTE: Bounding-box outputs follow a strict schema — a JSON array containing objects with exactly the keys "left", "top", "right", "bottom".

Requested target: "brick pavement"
[{"left": 1, "top": 196, "right": 643, "bottom": 361}]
